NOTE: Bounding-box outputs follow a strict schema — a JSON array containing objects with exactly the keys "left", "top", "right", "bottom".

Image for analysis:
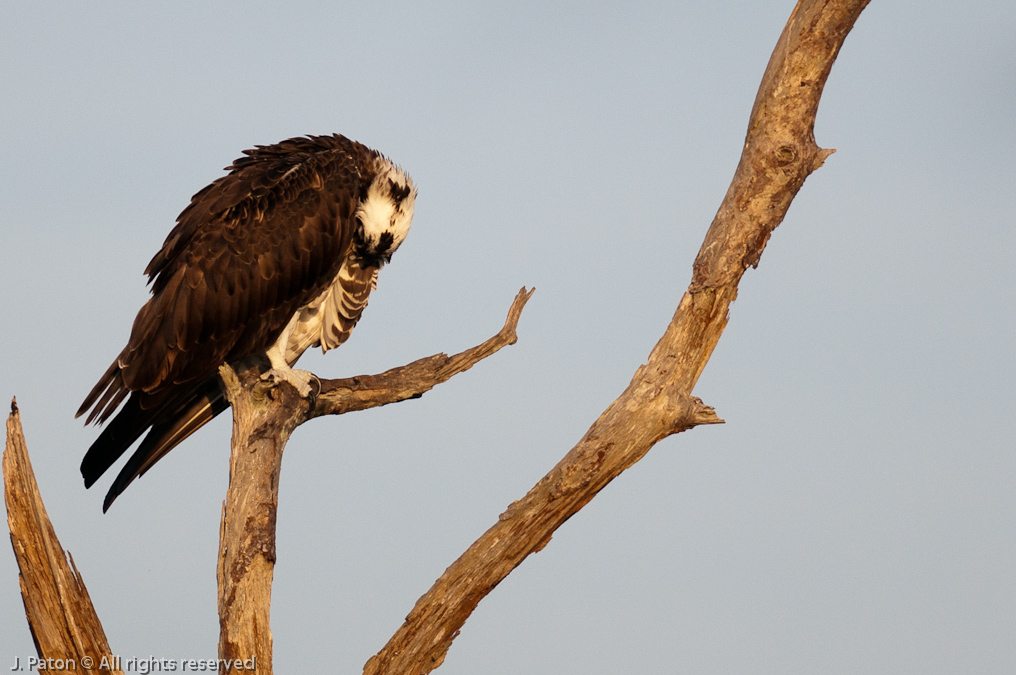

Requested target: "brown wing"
[{"left": 79, "top": 135, "right": 379, "bottom": 509}]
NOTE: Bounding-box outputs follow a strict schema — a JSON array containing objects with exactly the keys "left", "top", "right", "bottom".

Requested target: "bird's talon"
[{"left": 261, "top": 368, "right": 314, "bottom": 397}]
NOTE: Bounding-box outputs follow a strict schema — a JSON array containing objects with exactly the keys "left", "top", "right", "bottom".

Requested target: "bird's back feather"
[{"left": 78, "top": 134, "right": 402, "bottom": 510}]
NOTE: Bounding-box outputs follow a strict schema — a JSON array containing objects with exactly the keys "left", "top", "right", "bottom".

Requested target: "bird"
[{"left": 77, "top": 134, "right": 416, "bottom": 512}]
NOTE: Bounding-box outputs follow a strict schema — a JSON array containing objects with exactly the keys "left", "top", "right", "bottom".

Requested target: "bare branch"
[
  {"left": 363, "top": 1, "right": 872, "bottom": 673},
  {"left": 309, "top": 287, "right": 534, "bottom": 419},
  {"left": 216, "top": 290, "right": 534, "bottom": 672},
  {"left": 5, "top": 399, "right": 122, "bottom": 674}
]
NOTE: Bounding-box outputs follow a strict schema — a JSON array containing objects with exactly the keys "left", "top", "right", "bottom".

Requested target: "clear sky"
[{"left": 2, "top": 1, "right": 1015, "bottom": 673}]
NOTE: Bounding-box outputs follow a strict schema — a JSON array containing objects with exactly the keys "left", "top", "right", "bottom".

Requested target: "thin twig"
[{"left": 309, "top": 287, "right": 534, "bottom": 419}]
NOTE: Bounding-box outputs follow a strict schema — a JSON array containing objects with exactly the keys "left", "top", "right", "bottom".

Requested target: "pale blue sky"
[{"left": 2, "top": 1, "right": 1015, "bottom": 673}]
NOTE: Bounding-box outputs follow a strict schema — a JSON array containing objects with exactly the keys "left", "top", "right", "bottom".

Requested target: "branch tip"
[
  {"left": 813, "top": 147, "right": 836, "bottom": 169},
  {"left": 686, "top": 397, "right": 724, "bottom": 426},
  {"left": 217, "top": 363, "right": 241, "bottom": 403},
  {"left": 501, "top": 287, "right": 535, "bottom": 341},
  {"left": 695, "top": 410, "right": 725, "bottom": 426}
]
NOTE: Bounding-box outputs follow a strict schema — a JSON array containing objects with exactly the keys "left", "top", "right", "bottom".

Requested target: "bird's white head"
[{"left": 355, "top": 160, "right": 416, "bottom": 264}]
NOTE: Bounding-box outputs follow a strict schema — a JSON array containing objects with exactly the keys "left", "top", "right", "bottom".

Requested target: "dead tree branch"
[
  {"left": 311, "top": 287, "right": 535, "bottom": 419},
  {"left": 4, "top": 400, "right": 122, "bottom": 674},
  {"left": 363, "top": 1, "right": 872, "bottom": 673},
  {"left": 216, "top": 288, "right": 533, "bottom": 672}
]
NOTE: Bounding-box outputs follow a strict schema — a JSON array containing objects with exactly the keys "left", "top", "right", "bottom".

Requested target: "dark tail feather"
[
  {"left": 80, "top": 394, "right": 153, "bottom": 488},
  {"left": 101, "top": 382, "right": 228, "bottom": 512},
  {"left": 77, "top": 358, "right": 128, "bottom": 424}
]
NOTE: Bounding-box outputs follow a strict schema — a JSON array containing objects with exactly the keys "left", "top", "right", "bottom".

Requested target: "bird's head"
[{"left": 354, "top": 161, "right": 416, "bottom": 265}]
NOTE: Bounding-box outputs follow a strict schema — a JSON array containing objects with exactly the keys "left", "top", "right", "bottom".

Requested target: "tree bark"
[
  {"left": 363, "top": 1, "right": 871, "bottom": 673},
  {"left": 4, "top": 400, "right": 123, "bottom": 674},
  {"left": 215, "top": 289, "right": 534, "bottom": 673}
]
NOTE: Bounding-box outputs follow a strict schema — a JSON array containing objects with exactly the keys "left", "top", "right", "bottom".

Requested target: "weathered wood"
[
  {"left": 362, "top": 1, "right": 871, "bottom": 673},
  {"left": 216, "top": 363, "right": 306, "bottom": 674},
  {"left": 215, "top": 289, "right": 534, "bottom": 672},
  {"left": 4, "top": 400, "right": 123, "bottom": 674},
  {"left": 310, "top": 287, "right": 534, "bottom": 419}
]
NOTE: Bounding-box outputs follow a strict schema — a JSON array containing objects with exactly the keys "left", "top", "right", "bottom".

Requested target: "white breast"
[{"left": 283, "top": 261, "right": 378, "bottom": 363}]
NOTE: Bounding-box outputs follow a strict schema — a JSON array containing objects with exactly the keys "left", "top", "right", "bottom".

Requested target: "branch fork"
[{"left": 215, "top": 288, "right": 535, "bottom": 671}]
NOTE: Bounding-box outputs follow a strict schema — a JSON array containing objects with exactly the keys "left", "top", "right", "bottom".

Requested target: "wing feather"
[{"left": 80, "top": 135, "right": 381, "bottom": 506}]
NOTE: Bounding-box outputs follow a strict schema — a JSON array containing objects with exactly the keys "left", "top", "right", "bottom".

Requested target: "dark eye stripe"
[{"left": 388, "top": 179, "right": 412, "bottom": 206}]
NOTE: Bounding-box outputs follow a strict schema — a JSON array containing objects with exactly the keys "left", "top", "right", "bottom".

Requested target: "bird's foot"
[{"left": 260, "top": 367, "right": 318, "bottom": 398}]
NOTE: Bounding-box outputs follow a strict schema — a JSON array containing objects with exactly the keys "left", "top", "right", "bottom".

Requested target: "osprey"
[{"left": 77, "top": 134, "right": 416, "bottom": 511}]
